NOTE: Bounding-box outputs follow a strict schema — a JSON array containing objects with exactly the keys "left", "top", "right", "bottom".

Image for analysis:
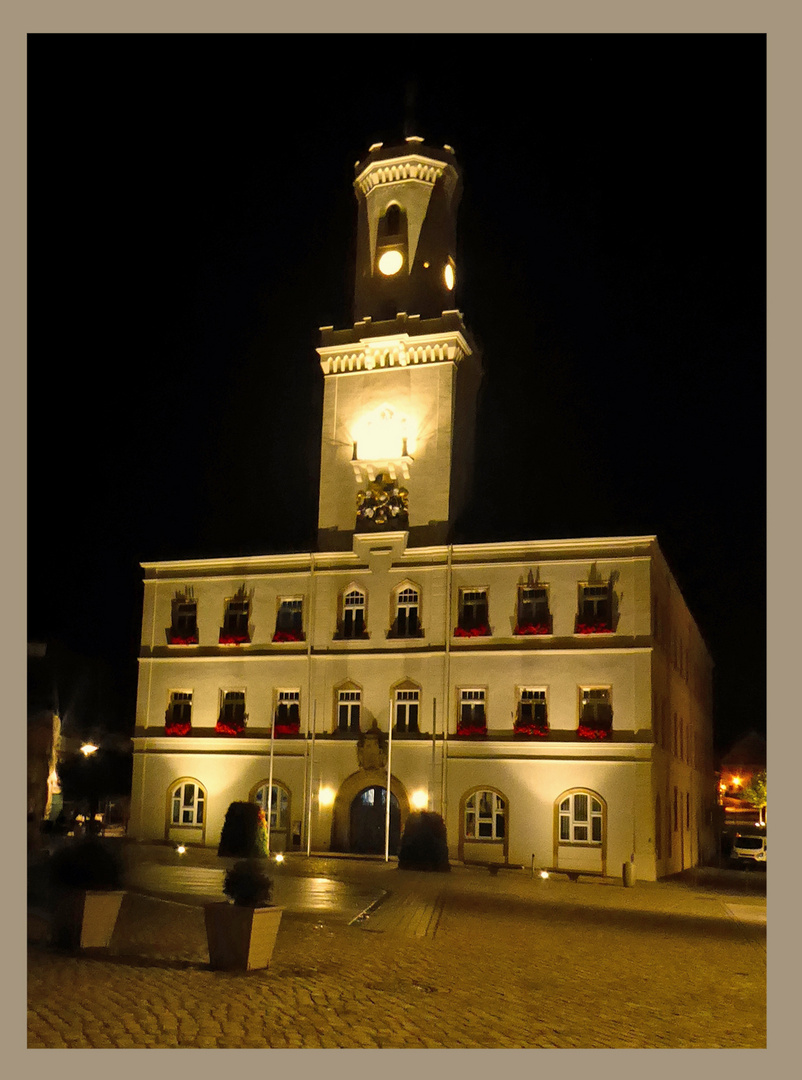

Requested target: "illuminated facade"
[{"left": 130, "top": 139, "right": 715, "bottom": 880}]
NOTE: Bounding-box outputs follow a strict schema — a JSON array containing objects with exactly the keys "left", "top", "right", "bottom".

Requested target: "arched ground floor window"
[
  {"left": 553, "top": 789, "right": 607, "bottom": 876},
  {"left": 165, "top": 778, "right": 207, "bottom": 845},
  {"left": 459, "top": 787, "right": 509, "bottom": 866}
]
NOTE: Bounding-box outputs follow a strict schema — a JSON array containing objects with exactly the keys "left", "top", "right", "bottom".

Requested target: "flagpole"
[
  {"left": 385, "top": 694, "right": 393, "bottom": 862},
  {"left": 306, "top": 702, "right": 316, "bottom": 857},
  {"left": 266, "top": 708, "right": 276, "bottom": 855}
]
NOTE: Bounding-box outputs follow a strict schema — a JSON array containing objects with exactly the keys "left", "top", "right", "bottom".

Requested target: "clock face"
[
  {"left": 444, "top": 261, "right": 455, "bottom": 290},
  {"left": 378, "top": 249, "right": 403, "bottom": 276}
]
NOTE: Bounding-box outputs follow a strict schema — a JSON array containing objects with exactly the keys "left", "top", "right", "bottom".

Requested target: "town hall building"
[{"left": 129, "top": 137, "right": 715, "bottom": 880}]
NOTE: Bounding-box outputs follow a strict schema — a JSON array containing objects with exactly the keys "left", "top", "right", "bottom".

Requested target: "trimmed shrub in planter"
[
  {"left": 48, "top": 839, "right": 125, "bottom": 950},
  {"left": 218, "top": 802, "right": 269, "bottom": 858},
  {"left": 205, "top": 860, "right": 283, "bottom": 971},
  {"left": 398, "top": 811, "right": 451, "bottom": 873}
]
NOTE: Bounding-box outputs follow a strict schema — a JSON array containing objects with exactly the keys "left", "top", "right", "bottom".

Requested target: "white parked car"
[{"left": 732, "top": 834, "right": 767, "bottom": 865}]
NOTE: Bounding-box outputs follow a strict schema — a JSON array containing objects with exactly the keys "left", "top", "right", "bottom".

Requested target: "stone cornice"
[
  {"left": 318, "top": 327, "right": 472, "bottom": 376},
  {"left": 354, "top": 153, "right": 458, "bottom": 199}
]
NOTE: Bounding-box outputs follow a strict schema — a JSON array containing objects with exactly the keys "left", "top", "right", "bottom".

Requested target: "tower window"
[{"left": 379, "top": 203, "right": 404, "bottom": 239}]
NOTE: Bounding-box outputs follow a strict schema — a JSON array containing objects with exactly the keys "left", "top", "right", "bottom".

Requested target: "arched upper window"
[
  {"left": 464, "top": 789, "right": 506, "bottom": 840},
  {"left": 170, "top": 780, "right": 206, "bottom": 826},
  {"left": 380, "top": 203, "right": 403, "bottom": 238},
  {"left": 557, "top": 790, "right": 604, "bottom": 845},
  {"left": 392, "top": 582, "right": 421, "bottom": 637},
  {"left": 341, "top": 587, "right": 367, "bottom": 639}
]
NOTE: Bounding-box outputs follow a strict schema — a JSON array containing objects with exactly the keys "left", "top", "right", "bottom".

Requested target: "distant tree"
[{"left": 741, "top": 770, "right": 767, "bottom": 825}]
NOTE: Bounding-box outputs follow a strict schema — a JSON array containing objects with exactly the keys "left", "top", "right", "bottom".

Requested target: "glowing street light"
[{"left": 80, "top": 742, "right": 99, "bottom": 757}]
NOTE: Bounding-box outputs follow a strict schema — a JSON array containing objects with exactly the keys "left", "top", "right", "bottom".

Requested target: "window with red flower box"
[
  {"left": 575, "top": 582, "right": 614, "bottom": 634},
  {"left": 168, "top": 597, "right": 198, "bottom": 644},
  {"left": 274, "top": 690, "right": 301, "bottom": 736},
  {"left": 514, "top": 585, "right": 551, "bottom": 635},
  {"left": 455, "top": 589, "right": 490, "bottom": 637},
  {"left": 577, "top": 687, "right": 613, "bottom": 739},
  {"left": 514, "top": 688, "right": 549, "bottom": 736},
  {"left": 216, "top": 690, "right": 247, "bottom": 735},
  {"left": 457, "top": 688, "right": 487, "bottom": 736},
  {"left": 273, "top": 598, "right": 305, "bottom": 643},
  {"left": 165, "top": 691, "right": 192, "bottom": 736},
  {"left": 220, "top": 591, "right": 250, "bottom": 645}
]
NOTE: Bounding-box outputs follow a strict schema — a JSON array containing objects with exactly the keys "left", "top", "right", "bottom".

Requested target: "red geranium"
[
  {"left": 456, "top": 724, "right": 487, "bottom": 737},
  {"left": 272, "top": 631, "right": 305, "bottom": 643},
  {"left": 216, "top": 719, "right": 245, "bottom": 735},
  {"left": 165, "top": 721, "right": 191, "bottom": 736},
  {"left": 514, "top": 724, "right": 549, "bottom": 737},
  {"left": 576, "top": 622, "right": 612, "bottom": 635},
  {"left": 219, "top": 633, "right": 250, "bottom": 645},
  {"left": 577, "top": 724, "right": 611, "bottom": 740},
  {"left": 514, "top": 623, "right": 551, "bottom": 636},
  {"left": 168, "top": 634, "right": 198, "bottom": 645},
  {"left": 453, "top": 625, "right": 490, "bottom": 638},
  {"left": 273, "top": 723, "right": 300, "bottom": 737}
]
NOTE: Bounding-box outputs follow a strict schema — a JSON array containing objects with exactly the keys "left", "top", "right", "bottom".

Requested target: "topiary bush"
[
  {"left": 218, "top": 801, "right": 269, "bottom": 858},
  {"left": 223, "top": 860, "right": 274, "bottom": 907},
  {"left": 397, "top": 811, "right": 451, "bottom": 872}
]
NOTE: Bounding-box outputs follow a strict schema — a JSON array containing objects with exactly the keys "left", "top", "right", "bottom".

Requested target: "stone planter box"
[{"left": 204, "top": 903, "right": 284, "bottom": 971}]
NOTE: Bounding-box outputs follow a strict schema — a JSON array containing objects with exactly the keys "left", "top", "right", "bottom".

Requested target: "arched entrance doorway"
[
  {"left": 349, "top": 786, "right": 400, "bottom": 855},
  {"left": 329, "top": 769, "right": 409, "bottom": 854}
]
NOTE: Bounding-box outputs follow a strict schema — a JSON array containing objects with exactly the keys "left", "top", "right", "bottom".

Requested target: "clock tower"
[{"left": 317, "top": 137, "right": 482, "bottom": 551}]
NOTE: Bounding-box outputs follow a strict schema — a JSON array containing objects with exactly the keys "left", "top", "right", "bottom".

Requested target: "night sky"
[{"left": 27, "top": 34, "right": 766, "bottom": 753}]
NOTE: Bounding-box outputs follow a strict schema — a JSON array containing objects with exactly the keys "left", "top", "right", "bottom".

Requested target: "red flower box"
[
  {"left": 272, "top": 631, "right": 305, "bottom": 643},
  {"left": 456, "top": 724, "right": 487, "bottom": 737},
  {"left": 514, "top": 623, "right": 551, "bottom": 636},
  {"left": 576, "top": 622, "right": 612, "bottom": 635},
  {"left": 219, "top": 633, "right": 250, "bottom": 645},
  {"left": 273, "top": 723, "right": 300, "bottom": 737},
  {"left": 165, "top": 721, "right": 191, "bottom": 736},
  {"left": 514, "top": 724, "right": 549, "bottom": 738},
  {"left": 577, "top": 724, "right": 612, "bottom": 740},
  {"left": 168, "top": 634, "right": 198, "bottom": 645},
  {"left": 453, "top": 625, "right": 490, "bottom": 638},
  {"left": 216, "top": 720, "right": 245, "bottom": 736}
]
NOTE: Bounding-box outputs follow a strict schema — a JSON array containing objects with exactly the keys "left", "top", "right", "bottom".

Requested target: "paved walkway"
[{"left": 27, "top": 846, "right": 766, "bottom": 1049}]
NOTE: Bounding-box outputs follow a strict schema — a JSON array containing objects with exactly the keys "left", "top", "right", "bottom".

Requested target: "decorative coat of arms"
[{"left": 356, "top": 473, "right": 409, "bottom": 530}]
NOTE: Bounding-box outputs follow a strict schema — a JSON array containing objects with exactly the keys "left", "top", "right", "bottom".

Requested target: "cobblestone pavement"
[{"left": 28, "top": 851, "right": 766, "bottom": 1049}]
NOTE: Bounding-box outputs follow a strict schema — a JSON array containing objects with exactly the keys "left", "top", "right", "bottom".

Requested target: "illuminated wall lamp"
[
  {"left": 318, "top": 785, "right": 336, "bottom": 808},
  {"left": 410, "top": 789, "right": 429, "bottom": 810}
]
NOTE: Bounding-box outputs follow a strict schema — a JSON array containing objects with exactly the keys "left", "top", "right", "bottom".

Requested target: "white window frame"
[
  {"left": 579, "top": 686, "right": 613, "bottom": 727},
  {"left": 464, "top": 789, "right": 506, "bottom": 840},
  {"left": 394, "top": 585, "right": 421, "bottom": 637},
  {"left": 558, "top": 790, "right": 604, "bottom": 845},
  {"left": 337, "top": 688, "right": 361, "bottom": 732},
  {"left": 275, "top": 597, "right": 304, "bottom": 637},
  {"left": 254, "top": 782, "right": 290, "bottom": 830},
  {"left": 458, "top": 687, "right": 487, "bottom": 731},
  {"left": 342, "top": 586, "right": 367, "bottom": 638},
  {"left": 458, "top": 588, "right": 489, "bottom": 631},
  {"left": 167, "top": 690, "right": 193, "bottom": 726},
  {"left": 170, "top": 780, "right": 206, "bottom": 826},
  {"left": 394, "top": 686, "right": 420, "bottom": 733},
  {"left": 275, "top": 689, "right": 301, "bottom": 728},
  {"left": 517, "top": 687, "right": 548, "bottom": 727}
]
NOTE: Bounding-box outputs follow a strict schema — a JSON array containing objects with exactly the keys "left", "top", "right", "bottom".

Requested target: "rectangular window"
[
  {"left": 221, "top": 594, "right": 250, "bottom": 643},
  {"left": 275, "top": 690, "right": 300, "bottom": 732},
  {"left": 457, "top": 589, "right": 489, "bottom": 634},
  {"left": 580, "top": 688, "right": 613, "bottom": 728},
  {"left": 167, "top": 691, "right": 192, "bottom": 726},
  {"left": 458, "top": 688, "right": 486, "bottom": 734},
  {"left": 516, "top": 688, "right": 548, "bottom": 731},
  {"left": 395, "top": 688, "right": 420, "bottom": 733},
  {"left": 577, "top": 583, "right": 612, "bottom": 633},
  {"left": 517, "top": 586, "right": 550, "bottom": 632},
  {"left": 221, "top": 691, "right": 246, "bottom": 725},
  {"left": 170, "top": 599, "right": 197, "bottom": 643},
  {"left": 274, "top": 598, "right": 304, "bottom": 641},
  {"left": 338, "top": 690, "right": 361, "bottom": 732}
]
